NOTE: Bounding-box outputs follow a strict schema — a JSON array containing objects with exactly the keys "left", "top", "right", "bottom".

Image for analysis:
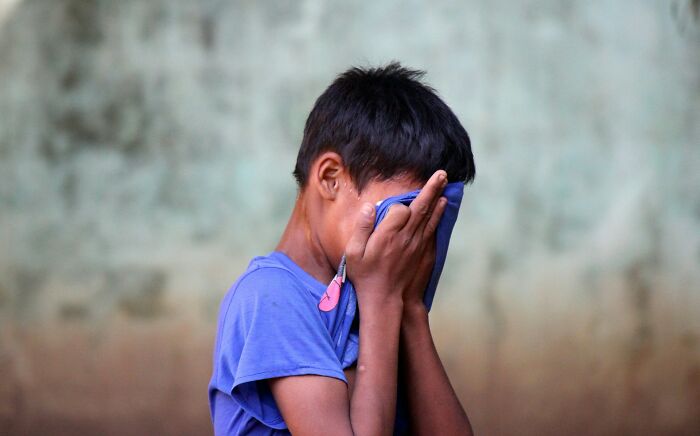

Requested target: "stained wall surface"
[{"left": 1, "top": 1, "right": 699, "bottom": 435}]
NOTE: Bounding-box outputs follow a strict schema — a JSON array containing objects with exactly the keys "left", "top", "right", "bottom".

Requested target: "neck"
[{"left": 275, "top": 191, "right": 336, "bottom": 285}]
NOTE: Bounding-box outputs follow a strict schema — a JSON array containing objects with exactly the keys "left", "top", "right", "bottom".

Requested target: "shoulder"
[
  {"left": 234, "top": 264, "right": 305, "bottom": 302},
  {"left": 224, "top": 261, "right": 315, "bottom": 324}
]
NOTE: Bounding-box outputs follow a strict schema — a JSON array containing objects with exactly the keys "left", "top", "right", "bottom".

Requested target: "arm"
[
  {"left": 269, "top": 295, "right": 403, "bottom": 436},
  {"left": 400, "top": 304, "right": 473, "bottom": 435},
  {"left": 349, "top": 294, "right": 403, "bottom": 434},
  {"left": 399, "top": 206, "right": 474, "bottom": 435},
  {"left": 270, "top": 170, "right": 449, "bottom": 435}
]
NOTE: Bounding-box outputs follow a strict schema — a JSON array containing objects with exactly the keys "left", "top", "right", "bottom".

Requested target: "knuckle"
[
  {"left": 358, "top": 221, "right": 373, "bottom": 231},
  {"left": 415, "top": 203, "right": 429, "bottom": 216},
  {"left": 385, "top": 233, "right": 400, "bottom": 249},
  {"left": 393, "top": 203, "right": 409, "bottom": 214},
  {"left": 387, "top": 205, "right": 410, "bottom": 225},
  {"left": 398, "top": 207, "right": 412, "bottom": 222},
  {"left": 345, "top": 245, "right": 360, "bottom": 260}
]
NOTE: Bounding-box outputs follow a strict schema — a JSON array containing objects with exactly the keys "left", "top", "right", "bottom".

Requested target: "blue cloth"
[
  {"left": 372, "top": 181, "right": 465, "bottom": 310},
  {"left": 208, "top": 182, "right": 464, "bottom": 435}
]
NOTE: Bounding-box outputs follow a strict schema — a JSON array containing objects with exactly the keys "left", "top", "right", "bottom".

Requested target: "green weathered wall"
[{"left": 1, "top": 0, "right": 699, "bottom": 434}]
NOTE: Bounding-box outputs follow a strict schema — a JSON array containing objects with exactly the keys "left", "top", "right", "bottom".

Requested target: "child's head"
[{"left": 291, "top": 62, "right": 475, "bottom": 267}]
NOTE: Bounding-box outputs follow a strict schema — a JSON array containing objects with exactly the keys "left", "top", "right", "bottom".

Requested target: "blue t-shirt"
[
  {"left": 208, "top": 251, "right": 359, "bottom": 435},
  {"left": 208, "top": 182, "right": 464, "bottom": 435}
]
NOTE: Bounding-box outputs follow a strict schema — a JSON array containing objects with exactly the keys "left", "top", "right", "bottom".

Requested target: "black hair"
[{"left": 293, "top": 62, "right": 475, "bottom": 192}]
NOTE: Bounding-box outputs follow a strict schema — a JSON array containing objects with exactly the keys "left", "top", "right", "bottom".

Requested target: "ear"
[{"left": 310, "top": 151, "right": 346, "bottom": 201}]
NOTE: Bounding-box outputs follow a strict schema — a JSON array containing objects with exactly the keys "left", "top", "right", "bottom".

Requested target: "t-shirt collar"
[{"left": 269, "top": 250, "right": 329, "bottom": 294}]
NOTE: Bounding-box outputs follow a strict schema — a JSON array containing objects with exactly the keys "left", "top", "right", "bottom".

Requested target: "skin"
[{"left": 271, "top": 151, "right": 473, "bottom": 435}]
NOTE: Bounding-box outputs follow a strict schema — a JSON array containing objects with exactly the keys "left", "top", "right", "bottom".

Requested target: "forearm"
[
  {"left": 350, "top": 295, "right": 403, "bottom": 436},
  {"left": 400, "top": 304, "right": 473, "bottom": 436}
]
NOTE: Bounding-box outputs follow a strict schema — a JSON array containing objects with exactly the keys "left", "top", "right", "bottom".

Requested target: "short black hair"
[{"left": 293, "top": 62, "right": 475, "bottom": 192}]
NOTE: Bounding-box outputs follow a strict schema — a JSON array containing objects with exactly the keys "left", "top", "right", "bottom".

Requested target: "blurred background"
[{"left": 1, "top": 0, "right": 699, "bottom": 435}]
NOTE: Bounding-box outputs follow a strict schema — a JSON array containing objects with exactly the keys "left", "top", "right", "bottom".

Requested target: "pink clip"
[
  {"left": 318, "top": 275, "right": 342, "bottom": 312},
  {"left": 318, "top": 255, "right": 346, "bottom": 312}
]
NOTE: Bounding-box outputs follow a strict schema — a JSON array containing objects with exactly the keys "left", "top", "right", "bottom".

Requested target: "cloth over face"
[{"left": 371, "top": 180, "right": 465, "bottom": 310}]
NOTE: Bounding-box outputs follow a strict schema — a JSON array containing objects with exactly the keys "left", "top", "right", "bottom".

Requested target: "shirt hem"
[{"left": 231, "top": 365, "right": 349, "bottom": 430}]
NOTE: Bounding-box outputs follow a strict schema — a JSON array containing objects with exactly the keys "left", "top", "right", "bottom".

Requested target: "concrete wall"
[{"left": 1, "top": 0, "right": 699, "bottom": 434}]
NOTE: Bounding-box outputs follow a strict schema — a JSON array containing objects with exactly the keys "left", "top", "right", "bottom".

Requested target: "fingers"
[
  {"left": 375, "top": 203, "right": 411, "bottom": 234},
  {"left": 345, "top": 203, "right": 376, "bottom": 261},
  {"left": 405, "top": 170, "right": 447, "bottom": 235},
  {"left": 424, "top": 196, "right": 447, "bottom": 237},
  {"left": 419, "top": 236, "right": 437, "bottom": 274}
]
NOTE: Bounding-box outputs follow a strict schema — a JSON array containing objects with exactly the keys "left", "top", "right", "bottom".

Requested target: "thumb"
[{"left": 345, "top": 202, "right": 376, "bottom": 261}]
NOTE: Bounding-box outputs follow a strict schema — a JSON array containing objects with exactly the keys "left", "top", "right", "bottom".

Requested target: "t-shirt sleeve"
[{"left": 219, "top": 266, "right": 347, "bottom": 428}]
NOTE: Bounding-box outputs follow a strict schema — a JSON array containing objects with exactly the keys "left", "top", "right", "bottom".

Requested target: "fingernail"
[
  {"left": 361, "top": 203, "right": 374, "bottom": 216},
  {"left": 438, "top": 172, "right": 445, "bottom": 182}
]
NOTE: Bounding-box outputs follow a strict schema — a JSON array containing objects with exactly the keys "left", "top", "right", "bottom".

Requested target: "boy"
[{"left": 209, "top": 63, "right": 476, "bottom": 435}]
